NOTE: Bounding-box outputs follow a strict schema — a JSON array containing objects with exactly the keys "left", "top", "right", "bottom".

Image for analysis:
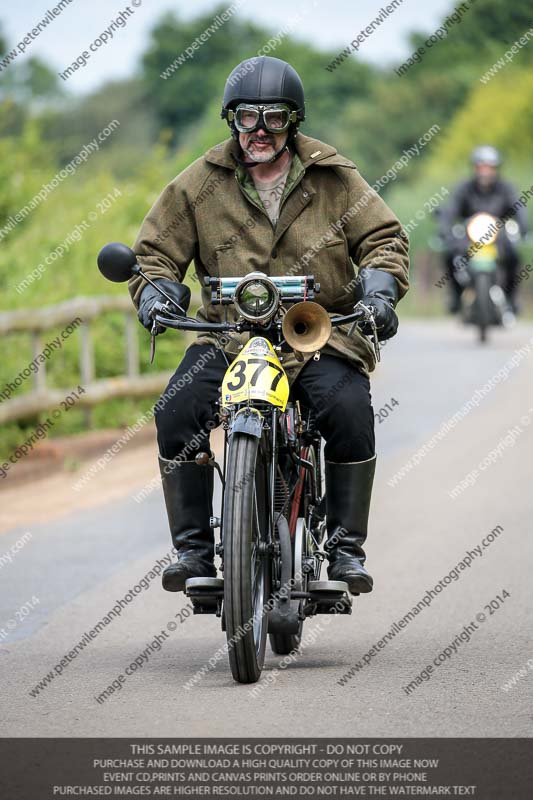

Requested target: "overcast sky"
[{"left": 1, "top": 0, "right": 455, "bottom": 94}]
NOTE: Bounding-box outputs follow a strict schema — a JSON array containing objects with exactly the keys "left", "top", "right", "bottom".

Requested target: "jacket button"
[
  {"left": 271, "top": 248, "right": 278, "bottom": 258},
  {"left": 302, "top": 191, "right": 309, "bottom": 198}
]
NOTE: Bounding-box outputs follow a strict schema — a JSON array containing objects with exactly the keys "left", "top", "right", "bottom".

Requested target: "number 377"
[{"left": 226, "top": 358, "right": 284, "bottom": 391}]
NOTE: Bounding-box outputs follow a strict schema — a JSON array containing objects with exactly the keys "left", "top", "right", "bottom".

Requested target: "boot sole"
[
  {"left": 162, "top": 573, "right": 188, "bottom": 592},
  {"left": 327, "top": 569, "right": 373, "bottom": 594},
  {"left": 162, "top": 565, "right": 217, "bottom": 593},
  {"left": 347, "top": 575, "right": 373, "bottom": 594}
]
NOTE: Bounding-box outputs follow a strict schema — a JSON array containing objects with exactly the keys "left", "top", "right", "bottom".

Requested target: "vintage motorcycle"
[
  {"left": 97, "top": 242, "right": 380, "bottom": 684},
  {"left": 451, "top": 212, "right": 517, "bottom": 342}
]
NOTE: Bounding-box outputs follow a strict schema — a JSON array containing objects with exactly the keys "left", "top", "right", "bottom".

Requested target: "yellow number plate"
[
  {"left": 221, "top": 337, "right": 289, "bottom": 410},
  {"left": 475, "top": 243, "right": 497, "bottom": 258}
]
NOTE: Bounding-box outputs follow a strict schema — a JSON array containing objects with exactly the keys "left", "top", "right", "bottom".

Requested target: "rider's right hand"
[{"left": 137, "top": 278, "right": 191, "bottom": 331}]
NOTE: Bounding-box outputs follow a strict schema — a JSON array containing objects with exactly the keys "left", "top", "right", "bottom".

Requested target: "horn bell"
[{"left": 282, "top": 301, "right": 332, "bottom": 359}]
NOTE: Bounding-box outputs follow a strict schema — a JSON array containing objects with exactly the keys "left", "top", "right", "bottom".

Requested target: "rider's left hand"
[
  {"left": 358, "top": 268, "right": 400, "bottom": 342},
  {"left": 360, "top": 296, "right": 398, "bottom": 341}
]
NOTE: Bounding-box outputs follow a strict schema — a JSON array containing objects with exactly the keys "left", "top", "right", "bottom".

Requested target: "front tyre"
[
  {"left": 475, "top": 272, "right": 492, "bottom": 343},
  {"left": 223, "top": 432, "right": 270, "bottom": 683}
]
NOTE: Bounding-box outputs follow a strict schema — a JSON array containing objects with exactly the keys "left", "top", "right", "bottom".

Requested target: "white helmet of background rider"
[{"left": 471, "top": 145, "right": 502, "bottom": 168}]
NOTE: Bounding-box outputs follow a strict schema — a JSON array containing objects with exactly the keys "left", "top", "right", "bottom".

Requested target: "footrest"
[
  {"left": 185, "top": 577, "right": 224, "bottom": 614},
  {"left": 307, "top": 580, "right": 352, "bottom": 615},
  {"left": 185, "top": 577, "right": 224, "bottom": 593}
]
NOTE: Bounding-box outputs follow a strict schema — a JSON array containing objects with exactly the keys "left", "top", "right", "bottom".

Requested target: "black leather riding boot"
[
  {"left": 325, "top": 455, "right": 376, "bottom": 594},
  {"left": 159, "top": 456, "right": 217, "bottom": 592}
]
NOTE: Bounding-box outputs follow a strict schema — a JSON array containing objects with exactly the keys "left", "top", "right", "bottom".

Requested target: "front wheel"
[
  {"left": 474, "top": 272, "right": 492, "bottom": 343},
  {"left": 223, "top": 432, "right": 271, "bottom": 683}
]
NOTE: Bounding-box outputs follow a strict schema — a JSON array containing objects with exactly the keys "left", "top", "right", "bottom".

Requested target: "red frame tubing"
[{"left": 288, "top": 445, "right": 309, "bottom": 535}]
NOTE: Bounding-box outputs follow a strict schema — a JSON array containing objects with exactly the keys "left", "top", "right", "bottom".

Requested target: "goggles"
[{"left": 228, "top": 103, "right": 299, "bottom": 134}]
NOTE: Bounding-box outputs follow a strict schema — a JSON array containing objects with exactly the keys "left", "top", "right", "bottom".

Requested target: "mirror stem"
[{"left": 133, "top": 265, "right": 185, "bottom": 311}]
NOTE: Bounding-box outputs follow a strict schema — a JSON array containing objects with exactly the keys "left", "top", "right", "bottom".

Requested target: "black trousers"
[{"left": 155, "top": 344, "right": 375, "bottom": 463}]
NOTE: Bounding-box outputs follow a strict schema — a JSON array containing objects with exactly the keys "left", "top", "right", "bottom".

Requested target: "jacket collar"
[{"left": 204, "top": 132, "right": 355, "bottom": 170}]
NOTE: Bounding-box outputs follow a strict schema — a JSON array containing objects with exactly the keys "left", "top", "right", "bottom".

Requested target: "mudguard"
[{"left": 230, "top": 407, "right": 264, "bottom": 439}]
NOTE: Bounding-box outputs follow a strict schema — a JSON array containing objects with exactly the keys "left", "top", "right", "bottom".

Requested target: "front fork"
[{"left": 215, "top": 405, "right": 276, "bottom": 567}]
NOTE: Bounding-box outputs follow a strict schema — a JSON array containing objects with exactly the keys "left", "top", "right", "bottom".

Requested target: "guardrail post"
[
  {"left": 124, "top": 312, "right": 139, "bottom": 377},
  {"left": 31, "top": 331, "right": 46, "bottom": 393},
  {"left": 79, "top": 321, "right": 94, "bottom": 426}
]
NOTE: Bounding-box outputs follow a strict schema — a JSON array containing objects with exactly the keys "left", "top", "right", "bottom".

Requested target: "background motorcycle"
[{"left": 450, "top": 212, "right": 518, "bottom": 342}]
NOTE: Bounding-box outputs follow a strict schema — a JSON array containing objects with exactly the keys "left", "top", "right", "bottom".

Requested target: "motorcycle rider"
[
  {"left": 128, "top": 56, "right": 409, "bottom": 596},
  {"left": 439, "top": 145, "right": 528, "bottom": 313}
]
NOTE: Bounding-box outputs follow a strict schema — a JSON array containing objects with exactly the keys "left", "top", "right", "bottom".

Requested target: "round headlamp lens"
[
  {"left": 466, "top": 213, "right": 498, "bottom": 245},
  {"left": 235, "top": 276, "right": 279, "bottom": 320},
  {"left": 241, "top": 281, "right": 272, "bottom": 313}
]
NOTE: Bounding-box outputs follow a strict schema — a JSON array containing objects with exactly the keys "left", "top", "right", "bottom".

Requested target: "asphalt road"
[{"left": 1, "top": 319, "right": 532, "bottom": 737}]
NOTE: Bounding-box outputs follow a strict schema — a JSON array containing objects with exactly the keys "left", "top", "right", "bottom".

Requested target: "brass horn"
[{"left": 281, "top": 301, "right": 332, "bottom": 361}]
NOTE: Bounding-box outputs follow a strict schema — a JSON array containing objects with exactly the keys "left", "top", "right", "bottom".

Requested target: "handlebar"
[
  {"left": 150, "top": 300, "right": 381, "bottom": 363},
  {"left": 330, "top": 305, "right": 371, "bottom": 328},
  {"left": 151, "top": 298, "right": 380, "bottom": 363},
  {"left": 152, "top": 301, "right": 374, "bottom": 334},
  {"left": 153, "top": 313, "right": 241, "bottom": 333}
]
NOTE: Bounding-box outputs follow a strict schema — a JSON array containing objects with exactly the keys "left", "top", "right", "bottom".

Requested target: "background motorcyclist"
[
  {"left": 439, "top": 145, "right": 528, "bottom": 313},
  {"left": 129, "top": 56, "right": 409, "bottom": 597}
]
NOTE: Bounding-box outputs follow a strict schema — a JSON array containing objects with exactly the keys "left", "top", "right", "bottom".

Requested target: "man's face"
[
  {"left": 239, "top": 127, "right": 288, "bottom": 163},
  {"left": 474, "top": 163, "right": 498, "bottom": 188}
]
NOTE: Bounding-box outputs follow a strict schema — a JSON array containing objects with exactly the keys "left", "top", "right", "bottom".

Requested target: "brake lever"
[
  {"left": 150, "top": 323, "right": 157, "bottom": 363},
  {"left": 348, "top": 302, "right": 381, "bottom": 363},
  {"left": 149, "top": 301, "right": 171, "bottom": 364}
]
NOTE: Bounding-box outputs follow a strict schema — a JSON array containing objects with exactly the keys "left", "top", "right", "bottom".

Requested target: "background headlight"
[
  {"left": 466, "top": 213, "right": 498, "bottom": 246},
  {"left": 234, "top": 274, "right": 279, "bottom": 321}
]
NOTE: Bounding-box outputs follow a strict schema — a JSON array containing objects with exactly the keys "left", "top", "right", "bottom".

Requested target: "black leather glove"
[
  {"left": 137, "top": 278, "right": 191, "bottom": 331},
  {"left": 358, "top": 268, "right": 399, "bottom": 341}
]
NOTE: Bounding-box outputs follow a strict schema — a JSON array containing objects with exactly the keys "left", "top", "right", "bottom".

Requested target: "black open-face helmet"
[{"left": 221, "top": 56, "right": 305, "bottom": 148}]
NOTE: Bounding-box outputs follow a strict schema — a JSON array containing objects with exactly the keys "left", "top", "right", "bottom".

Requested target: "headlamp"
[
  {"left": 466, "top": 213, "right": 498, "bottom": 246},
  {"left": 234, "top": 273, "right": 280, "bottom": 322}
]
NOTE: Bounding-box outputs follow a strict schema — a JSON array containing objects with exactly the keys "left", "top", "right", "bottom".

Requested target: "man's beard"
[{"left": 242, "top": 137, "right": 283, "bottom": 163}]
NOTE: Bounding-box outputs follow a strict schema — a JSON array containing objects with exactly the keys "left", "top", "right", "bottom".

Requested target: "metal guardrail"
[{"left": 0, "top": 295, "right": 197, "bottom": 424}]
